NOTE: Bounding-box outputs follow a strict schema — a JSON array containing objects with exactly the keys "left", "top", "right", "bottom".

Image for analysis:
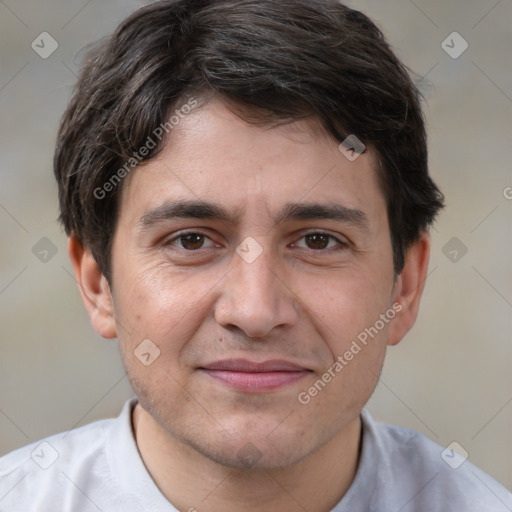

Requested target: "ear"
[
  {"left": 388, "top": 231, "right": 431, "bottom": 347},
  {"left": 68, "top": 235, "right": 117, "bottom": 339}
]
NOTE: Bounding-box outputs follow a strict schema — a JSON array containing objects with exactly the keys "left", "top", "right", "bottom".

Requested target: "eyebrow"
[
  {"left": 274, "top": 202, "right": 368, "bottom": 231},
  {"left": 139, "top": 200, "right": 244, "bottom": 227},
  {"left": 138, "top": 199, "right": 369, "bottom": 232}
]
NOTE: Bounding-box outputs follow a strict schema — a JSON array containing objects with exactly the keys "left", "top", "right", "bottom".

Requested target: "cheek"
[
  {"left": 113, "top": 262, "right": 219, "bottom": 353},
  {"left": 295, "top": 269, "right": 391, "bottom": 354}
]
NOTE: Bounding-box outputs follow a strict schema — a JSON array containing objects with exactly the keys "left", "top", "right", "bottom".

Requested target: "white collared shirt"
[{"left": 1, "top": 398, "right": 511, "bottom": 511}]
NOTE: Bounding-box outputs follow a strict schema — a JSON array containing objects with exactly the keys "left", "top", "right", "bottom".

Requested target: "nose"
[{"left": 214, "top": 249, "right": 299, "bottom": 339}]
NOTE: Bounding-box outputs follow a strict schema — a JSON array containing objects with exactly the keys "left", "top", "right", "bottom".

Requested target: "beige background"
[{"left": 1, "top": 0, "right": 511, "bottom": 491}]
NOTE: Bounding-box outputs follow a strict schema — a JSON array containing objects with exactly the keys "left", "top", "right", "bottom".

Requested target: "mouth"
[{"left": 198, "top": 359, "right": 312, "bottom": 392}]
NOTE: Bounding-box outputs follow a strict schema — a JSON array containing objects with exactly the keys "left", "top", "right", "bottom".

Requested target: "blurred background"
[{"left": 1, "top": 0, "right": 511, "bottom": 491}]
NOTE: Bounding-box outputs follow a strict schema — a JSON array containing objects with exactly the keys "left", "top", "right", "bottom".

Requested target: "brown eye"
[
  {"left": 293, "top": 232, "right": 344, "bottom": 251},
  {"left": 305, "top": 233, "right": 330, "bottom": 250},
  {"left": 168, "top": 232, "right": 215, "bottom": 251}
]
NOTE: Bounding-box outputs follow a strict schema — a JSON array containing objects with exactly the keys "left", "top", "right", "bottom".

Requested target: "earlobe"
[
  {"left": 387, "top": 232, "right": 431, "bottom": 347},
  {"left": 68, "top": 236, "right": 117, "bottom": 339}
]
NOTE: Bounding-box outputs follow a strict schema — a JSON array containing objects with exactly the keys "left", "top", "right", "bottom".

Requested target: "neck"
[{"left": 132, "top": 404, "right": 362, "bottom": 512}]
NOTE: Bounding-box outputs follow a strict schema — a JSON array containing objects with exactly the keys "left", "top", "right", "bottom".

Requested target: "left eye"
[
  {"left": 169, "top": 233, "right": 216, "bottom": 251},
  {"left": 293, "top": 233, "right": 344, "bottom": 250}
]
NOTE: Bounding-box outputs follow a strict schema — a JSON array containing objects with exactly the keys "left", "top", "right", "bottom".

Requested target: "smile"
[{"left": 199, "top": 359, "right": 312, "bottom": 392}]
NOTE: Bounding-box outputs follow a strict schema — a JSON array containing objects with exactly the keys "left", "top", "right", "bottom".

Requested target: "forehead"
[{"left": 119, "top": 98, "right": 387, "bottom": 232}]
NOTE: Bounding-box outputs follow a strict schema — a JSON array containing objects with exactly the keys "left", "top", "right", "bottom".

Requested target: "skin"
[{"left": 69, "top": 97, "right": 430, "bottom": 512}]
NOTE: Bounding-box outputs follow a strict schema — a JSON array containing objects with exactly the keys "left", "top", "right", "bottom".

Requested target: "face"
[{"left": 106, "top": 98, "right": 401, "bottom": 469}]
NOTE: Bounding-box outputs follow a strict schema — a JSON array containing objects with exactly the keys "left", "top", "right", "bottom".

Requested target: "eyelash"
[{"left": 164, "top": 230, "right": 348, "bottom": 253}]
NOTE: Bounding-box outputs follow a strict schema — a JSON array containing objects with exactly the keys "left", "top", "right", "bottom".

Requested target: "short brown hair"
[{"left": 54, "top": 0, "right": 444, "bottom": 282}]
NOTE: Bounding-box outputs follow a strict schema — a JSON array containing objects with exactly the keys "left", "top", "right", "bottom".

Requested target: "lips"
[
  {"left": 199, "top": 359, "right": 311, "bottom": 392},
  {"left": 202, "top": 358, "right": 308, "bottom": 372}
]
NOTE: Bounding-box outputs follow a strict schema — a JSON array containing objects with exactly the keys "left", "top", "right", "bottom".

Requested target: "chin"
[
  {"left": 185, "top": 432, "right": 315, "bottom": 471},
  {"left": 179, "top": 412, "right": 325, "bottom": 471}
]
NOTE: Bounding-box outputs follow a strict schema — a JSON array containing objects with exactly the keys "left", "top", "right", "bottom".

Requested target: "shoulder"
[
  {"left": 0, "top": 418, "right": 111, "bottom": 507},
  {"left": 1, "top": 414, "right": 111, "bottom": 471},
  {"left": 360, "top": 409, "right": 512, "bottom": 511},
  {"left": 0, "top": 400, "right": 138, "bottom": 511}
]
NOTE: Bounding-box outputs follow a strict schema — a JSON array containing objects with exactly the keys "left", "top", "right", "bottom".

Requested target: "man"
[{"left": 1, "top": 0, "right": 510, "bottom": 510}]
